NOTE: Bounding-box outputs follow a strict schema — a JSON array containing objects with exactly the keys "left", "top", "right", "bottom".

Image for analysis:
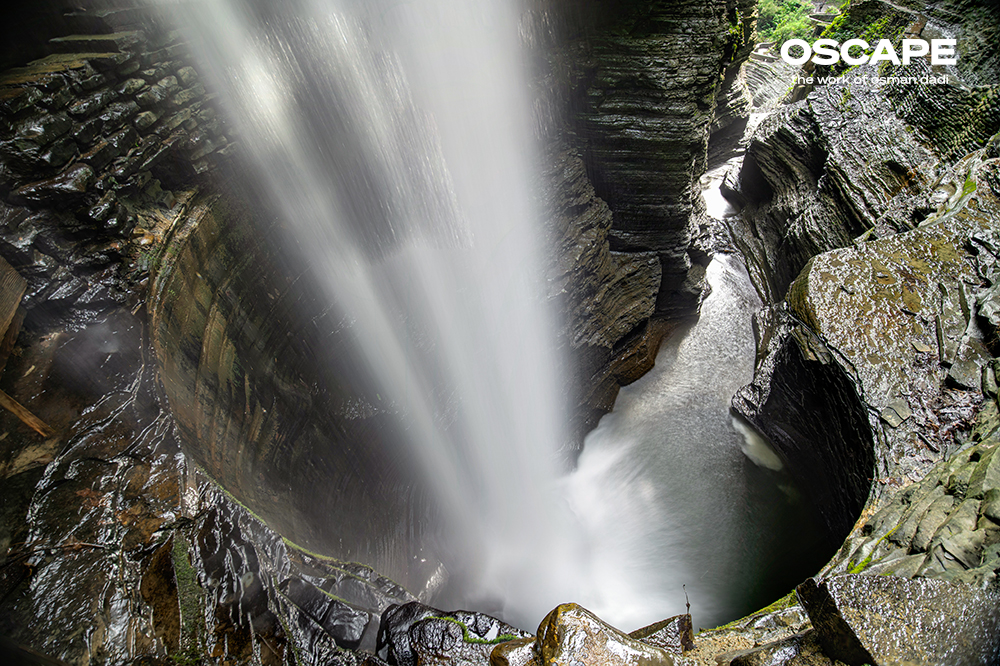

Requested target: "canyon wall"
[
  {"left": 710, "top": 1, "right": 1000, "bottom": 661},
  {"left": 529, "top": 0, "right": 756, "bottom": 437}
]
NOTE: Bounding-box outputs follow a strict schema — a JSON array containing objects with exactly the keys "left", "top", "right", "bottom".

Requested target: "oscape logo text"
[{"left": 780, "top": 38, "right": 958, "bottom": 66}]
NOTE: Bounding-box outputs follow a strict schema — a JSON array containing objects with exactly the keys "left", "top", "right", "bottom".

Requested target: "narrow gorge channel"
[{"left": 557, "top": 152, "right": 831, "bottom": 631}]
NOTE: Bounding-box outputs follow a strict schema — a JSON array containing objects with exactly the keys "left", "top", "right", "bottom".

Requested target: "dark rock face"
[
  {"left": 797, "top": 574, "right": 1000, "bottom": 666},
  {"left": 541, "top": 143, "right": 661, "bottom": 354},
  {"left": 733, "top": 309, "right": 874, "bottom": 544},
  {"left": 0, "top": 11, "right": 233, "bottom": 328},
  {"left": 565, "top": 0, "right": 754, "bottom": 317},
  {"left": 729, "top": 78, "right": 938, "bottom": 301},
  {"left": 730, "top": 0, "right": 1000, "bottom": 304},
  {"left": 528, "top": 0, "right": 756, "bottom": 439},
  {"left": 147, "top": 188, "right": 446, "bottom": 593},
  {"left": 538, "top": 141, "right": 663, "bottom": 437},
  {"left": 279, "top": 578, "right": 372, "bottom": 650}
]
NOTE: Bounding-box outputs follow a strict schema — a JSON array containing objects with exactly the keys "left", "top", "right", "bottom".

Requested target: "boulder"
[
  {"left": 797, "top": 575, "right": 1000, "bottom": 665},
  {"left": 490, "top": 637, "right": 538, "bottom": 666},
  {"left": 628, "top": 614, "right": 694, "bottom": 654},
  {"left": 537, "top": 603, "right": 675, "bottom": 666},
  {"left": 378, "top": 603, "right": 444, "bottom": 666}
]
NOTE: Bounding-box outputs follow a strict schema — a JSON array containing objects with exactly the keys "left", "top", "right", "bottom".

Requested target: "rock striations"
[
  {"left": 0, "top": 8, "right": 233, "bottom": 327},
  {"left": 528, "top": 0, "right": 756, "bottom": 436},
  {"left": 717, "top": 0, "right": 1000, "bottom": 663}
]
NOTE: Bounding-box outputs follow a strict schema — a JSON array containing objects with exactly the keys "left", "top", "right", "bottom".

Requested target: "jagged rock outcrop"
[
  {"left": 729, "top": 0, "right": 1000, "bottom": 302},
  {"left": 0, "top": 6, "right": 232, "bottom": 326},
  {"left": 538, "top": 140, "right": 665, "bottom": 436},
  {"left": 727, "top": 69, "right": 939, "bottom": 301},
  {"left": 377, "top": 602, "right": 531, "bottom": 666}
]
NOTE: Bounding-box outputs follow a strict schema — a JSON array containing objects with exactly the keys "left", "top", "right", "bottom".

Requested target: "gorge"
[{"left": 1, "top": 0, "right": 1000, "bottom": 665}]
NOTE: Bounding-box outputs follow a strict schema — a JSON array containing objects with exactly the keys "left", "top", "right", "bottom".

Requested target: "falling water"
[
  {"left": 154, "top": 0, "right": 583, "bottom": 623},
  {"left": 154, "top": 0, "right": 826, "bottom": 635}
]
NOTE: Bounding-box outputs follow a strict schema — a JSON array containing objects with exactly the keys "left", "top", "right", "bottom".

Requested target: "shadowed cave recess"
[{"left": 7, "top": 0, "right": 1000, "bottom": 663}]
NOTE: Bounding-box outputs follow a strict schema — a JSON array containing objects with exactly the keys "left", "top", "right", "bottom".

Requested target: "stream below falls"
[
  {"left": 563, "top": 255, "right": 827, "bottom": 631},
  {"left": 552, "top": 164, "right": 830, "bottom": 631}
]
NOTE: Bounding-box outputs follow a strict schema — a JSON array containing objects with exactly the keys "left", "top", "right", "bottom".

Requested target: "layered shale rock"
[
  {"left": 0, "top": 6, "right": 233, "bottom": 327},
  {"left": 713, "top": 1, "right": 1000, "bottom": 663},
  {"left": 527, "top": 0, "right": 756, "bottom": 438},
  {"left": 729, "top": 0, "right": 1000, "bottom": 301},
  {"left": 538, "top": 140, "right": 664, "bottom": 436},
  {"left": 566, "top": 0, "right": 754, "bottom": 316}
]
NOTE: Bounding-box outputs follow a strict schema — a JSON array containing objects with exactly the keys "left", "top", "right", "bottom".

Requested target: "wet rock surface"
[
  {"left": 0, "top": 305, "right": 415, "bottom": 664},
  {"left": 0, "top": 4, "right": 233, "bottom": 330},
  {"left": 378, "top": 603, "right": 697, "bottom": 666},
  {"left": 537, "top": 604, "right": 676, "bottom": 666},
  {"left": 2, "top": 0, "right": 1000, "bottom": 665},
  {"left": 713, "top": 1, "right": 1000, "bottom": 663},
  {"left": 628, "top": 614, "right": 696, "bottom": 655},
  {"left": 797, "top": 574, "right": 1000, "bottom": 666},
  {"left": 377, "top": 602, "right": 530, "bottom": 666}
]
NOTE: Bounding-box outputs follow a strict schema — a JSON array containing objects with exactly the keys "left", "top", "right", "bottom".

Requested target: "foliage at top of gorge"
[{"left": 757, "top": 0, "right": 846, "bottom": 45}]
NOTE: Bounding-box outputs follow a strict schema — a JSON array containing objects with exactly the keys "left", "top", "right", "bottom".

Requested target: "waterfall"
[
  {"left": 152, "top": 0, "right": 827, "bottom": 634},
  {"left": 153, "top": 0, "right": 583, "bottom": 624}
]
